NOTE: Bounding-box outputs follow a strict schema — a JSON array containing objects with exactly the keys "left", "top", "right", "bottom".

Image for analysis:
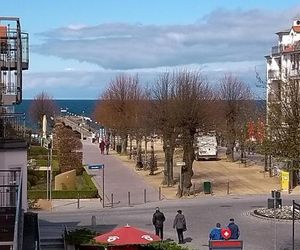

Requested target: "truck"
[{"left": 194, "top": 134, "right": 218, "bottom": 160}]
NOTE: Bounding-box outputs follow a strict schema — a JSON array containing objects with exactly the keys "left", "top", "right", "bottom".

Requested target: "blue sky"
[{"left": 3, "top": 0, "right": 300, "bottom": 99}]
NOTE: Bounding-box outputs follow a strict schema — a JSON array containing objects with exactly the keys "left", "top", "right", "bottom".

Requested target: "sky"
[{"left": 2, "top": 0, "right": 300, "bottom": 99}]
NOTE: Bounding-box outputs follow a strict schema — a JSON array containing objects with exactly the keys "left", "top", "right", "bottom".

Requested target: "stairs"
[{"left": 40, "top": 237, "right": 64, "bottom": 250}]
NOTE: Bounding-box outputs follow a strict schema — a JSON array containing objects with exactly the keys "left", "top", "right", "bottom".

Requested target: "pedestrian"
[
  {"left": 173, "top": 209, "right": 187, "bottom": 244},
  {"left": 227, "top": 218, "right": 240, "bottom": 239},
  {"left": 209, "top": 223, "right": 223, "bottom": 240},
  {"left": 105, "top": 138, "right": 110, "bottom": 155},
  {"left": 99, "top": 139, "right": 105, "bottom": 155},
  {"left": 152, "top": 207, "right": 165, "bottom": 240}
]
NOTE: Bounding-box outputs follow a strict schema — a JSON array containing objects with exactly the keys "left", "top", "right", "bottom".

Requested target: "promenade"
[{"left": 50, "top": 138, "right": 160, "bottom": 211}]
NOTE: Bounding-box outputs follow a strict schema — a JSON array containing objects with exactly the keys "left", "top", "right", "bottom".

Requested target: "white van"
[{"left": 194, "top": 135, "right": 218, "bottom": 160}]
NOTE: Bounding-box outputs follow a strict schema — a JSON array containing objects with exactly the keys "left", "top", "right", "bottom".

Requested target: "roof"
[{"left": 276, "top": 29, "right": 289, "bottom": 35}]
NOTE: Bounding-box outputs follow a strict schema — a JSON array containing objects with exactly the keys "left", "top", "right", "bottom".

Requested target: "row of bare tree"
[{"left": 93, "top": 70, "right": 257, "bottom": 195}]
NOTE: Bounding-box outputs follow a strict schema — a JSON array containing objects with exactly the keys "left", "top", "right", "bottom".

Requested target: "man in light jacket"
[{"left": 173, "top": 210, "right": 187, "bottom": 244}]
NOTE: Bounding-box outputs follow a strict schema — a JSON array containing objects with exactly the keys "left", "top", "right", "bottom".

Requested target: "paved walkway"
[{"left": 81, "top": 138, "right": 159, "bottom": 208}]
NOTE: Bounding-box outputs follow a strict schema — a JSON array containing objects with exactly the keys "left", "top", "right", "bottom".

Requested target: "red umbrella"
[{"left": 94, "top": 225, "right": 161, "bottom": 246}]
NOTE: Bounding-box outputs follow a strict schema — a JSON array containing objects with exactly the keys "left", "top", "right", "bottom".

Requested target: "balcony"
[
  {"left": 272, "top": 45, "right": 282, "bottom": 56},
  {"left": 268, "top": 70, "right": 281, "bottom": 80},
  {"left": 0, "top": 169, "right": 23, "bottom": 250},
  {"left": 0, "top": 113, "right": 26, "bottom": 141}
]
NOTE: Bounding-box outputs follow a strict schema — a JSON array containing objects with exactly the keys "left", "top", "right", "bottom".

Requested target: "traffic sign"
[
  {"left": 88, "top": 164, "right": 104, "bottom": 169},
  {"left": 221, "top": 228, "right": 232, "bottom": 240}
]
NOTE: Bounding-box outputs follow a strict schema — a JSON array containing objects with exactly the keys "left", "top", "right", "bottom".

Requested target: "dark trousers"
[
  {"left": 176, "top": 228, "right": 184, "bottom": 243},
  {"left": 155, "top": 226, "right": 163, "bottom": 240}
]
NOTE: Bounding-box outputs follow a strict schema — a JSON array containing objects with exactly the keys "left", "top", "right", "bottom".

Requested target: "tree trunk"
[
  {"left": 129, "top": 135, "right": 133, "bottom": 159},
  {"left": 144, "top": 136, "right": 148, "bottom": 166},
  {"left": 121, "top": 134, "right": 127, "bottom": 154},
  {"left": 136, "top": 138, "right": 143, "bottom": 169},
  {"left": 179, "top": 135, "right": 194, "bottom": 196}
]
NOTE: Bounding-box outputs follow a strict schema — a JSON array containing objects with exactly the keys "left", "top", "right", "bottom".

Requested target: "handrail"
[
  {"left": 63, "top": 224, "right": 69, "bottom": 250},
  {"left": 36, "top": 213, "right": 41, "bottom": 250},
  {"left": 13, "top": 170, "right": 22, "bottom": 250}
]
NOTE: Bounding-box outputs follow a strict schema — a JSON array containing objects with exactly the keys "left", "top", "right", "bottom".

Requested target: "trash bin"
[
  {"left": 203, "top": 181, "right": 212, "bottom": 194},
  {"left": 116, "top": 145, "right": 122, "bottom": 154}
]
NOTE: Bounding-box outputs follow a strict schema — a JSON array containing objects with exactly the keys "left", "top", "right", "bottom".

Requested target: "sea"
[{"left": 14, "top": 99, "right": 98, "bottom": 129}]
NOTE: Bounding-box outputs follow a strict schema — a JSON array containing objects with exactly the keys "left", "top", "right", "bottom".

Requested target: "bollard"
[
  {"left": 77, "top": 193, "right": 80, "bottom": 209},
  {"left": 91, "top": 216, "right": 96, "bottom": 227},
  {"left": 128, "top": 191, "right": 131, "bottom": 206},
  {"left": 159, "top": 187, "right": 162, "bottom": 201},
  {"left": 111, "top": 193, "right": 114, "bottom": 208},
  {"left": 227, "top": 181, "right": 230, "bottom": 195},
  {"left": 144, "top": 189, "right": 147, "bottom": 203}
]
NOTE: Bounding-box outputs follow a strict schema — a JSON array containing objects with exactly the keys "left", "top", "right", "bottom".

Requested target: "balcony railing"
[
  {"left": 268, "top": 70, "right": 280, "bottom": 80},
  {"left": 0, "top": 113, "right": 25, "bottom": 140},
  {"left": 0, "top": 169, "right": 23, "bottom": 250}
]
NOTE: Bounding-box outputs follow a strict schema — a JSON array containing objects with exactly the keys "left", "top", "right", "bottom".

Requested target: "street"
[{"left": 39, "top": 194, "right": 300, "bottom": 250}]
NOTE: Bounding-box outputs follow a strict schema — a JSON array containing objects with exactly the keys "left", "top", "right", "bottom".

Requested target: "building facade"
[{"left": 266, "top": 18, "right": 300, "bottom": 103}]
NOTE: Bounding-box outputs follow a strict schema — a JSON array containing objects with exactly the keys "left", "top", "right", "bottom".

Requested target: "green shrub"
[
  {"left": 28, "top": 146, "right": 48, "bottom": 156},
  {"left": 145, "top": 241, "right": 190, "bottom": 250},
  {"left": 28, "top": 190, "right": 98, "bottom": 199},
  {"left": 65, "top": 228, "right": 96, "bottom": 247}
]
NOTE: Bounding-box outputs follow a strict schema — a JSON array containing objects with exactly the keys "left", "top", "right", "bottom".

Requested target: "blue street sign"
[{"left": 88, "top": 164, "right": 104, "bottom": 170}]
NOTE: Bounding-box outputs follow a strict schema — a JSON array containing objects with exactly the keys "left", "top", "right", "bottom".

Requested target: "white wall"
[{"left": 0, "top": 149, "right": 27, "bottom": 210}]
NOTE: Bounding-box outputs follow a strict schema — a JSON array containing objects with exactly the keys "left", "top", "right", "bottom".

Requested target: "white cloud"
[
  {"left": 26, "top": 7, "right": 300, "bottom": 98},
  {"left": 32, "top": 7, "right": 300, "bottom": 70}
]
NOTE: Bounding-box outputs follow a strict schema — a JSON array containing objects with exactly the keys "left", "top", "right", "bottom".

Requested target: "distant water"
[{"left": 15, "top": 99, "right": 98, "bottom": 128}]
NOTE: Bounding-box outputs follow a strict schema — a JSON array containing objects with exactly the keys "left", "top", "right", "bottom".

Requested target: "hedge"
[
  {"left": 28, "top": 190, "right": 99, "bottom": 199},
  {"left": 28, "top": 146, "right": 48, "bottom": 156}
]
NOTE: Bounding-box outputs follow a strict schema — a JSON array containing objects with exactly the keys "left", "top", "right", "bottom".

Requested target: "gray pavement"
[
  {"left": 39, "top": 194, "right": 300, "bottom": 250},
  {"left": 82, "top": 138, "right": 160, "bottom": 208}
]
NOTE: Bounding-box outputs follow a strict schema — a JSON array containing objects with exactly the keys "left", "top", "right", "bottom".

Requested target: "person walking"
[
  {"left": 209, "top": 223, "right": 223, "bottom": 240},
  {"left": 227, "top": 218, "right": 240, "bottom": 239},
  {"left": 173, "top": 210, "right": 187, "bottom": 244},
  {"left": 99, "top": 139, "right": 105, "bottom": 155},
  {"left": 105, "top": 138, "right": 110, "bottom": 155},
  {"left": 152, "top": 207, "right": 165, "bottom": 240}
]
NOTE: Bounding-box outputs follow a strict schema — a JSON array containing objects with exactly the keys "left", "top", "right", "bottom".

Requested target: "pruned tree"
[
  {"left": 217, "top": 74, "right": 253, "bottom": 161},
  {"left": 173, "top": 70, "right": 212, "bottom": 196},
  {"left": 29, "top": 91, "right": 58, "bottom": 131},
  {"left": 151, "top": 72, "right": 178, "bottom": 185},
  {"left": 94, "top": 74, "right": 144, "bottom": 156}
]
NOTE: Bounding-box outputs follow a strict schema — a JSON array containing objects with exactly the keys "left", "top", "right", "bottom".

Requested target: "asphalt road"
[{"left": 39, "top": 194, "right": 300, "bottom": 250}]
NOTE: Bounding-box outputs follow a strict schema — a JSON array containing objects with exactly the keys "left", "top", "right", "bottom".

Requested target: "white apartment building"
[{"left": 266, "top": 18, "right": 300, "bottom": 102}]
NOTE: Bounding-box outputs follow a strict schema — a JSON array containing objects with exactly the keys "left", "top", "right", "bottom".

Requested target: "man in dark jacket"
[
  {"left": 228, "top": 218, "right": 240, "bottom": 239},
  {"left": 152, "top": 207, "right": 165, "bottom": 240}
]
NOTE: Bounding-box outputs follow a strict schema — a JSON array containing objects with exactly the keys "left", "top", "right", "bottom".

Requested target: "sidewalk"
[{"left": 52, "top": 138, "right": 159, "bottom": 211}]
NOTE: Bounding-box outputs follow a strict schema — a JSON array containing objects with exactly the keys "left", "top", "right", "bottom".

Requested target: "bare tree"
[
  {"left": 151, "top": 72, "right": 178, "bottom": 185},
  {"left": 218, "top": 74, "right": 253, "bottom": 161},
  {"left": 173, "top": 70, "right": 212, "bottom": 196},
  {"left": 29, "top": 91, "right": 58, "bottom": 131},
  {"left": 94, "top": 74, "right": 144, "bottom": 155}
]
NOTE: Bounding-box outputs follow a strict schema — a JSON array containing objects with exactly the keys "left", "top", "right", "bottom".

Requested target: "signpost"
[
  {"left": 88, "top": 164, "right": 105, "bottom": 207},
  {"left": 176, "top": 162, "right": 185, "bottom": 192},
  {"left": 292, "top": 200, "right": 300, "bottom": 250}
]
